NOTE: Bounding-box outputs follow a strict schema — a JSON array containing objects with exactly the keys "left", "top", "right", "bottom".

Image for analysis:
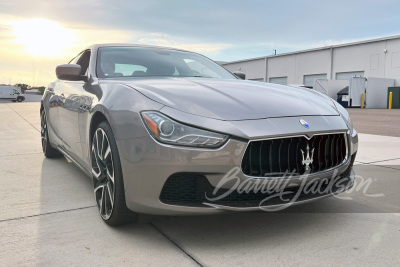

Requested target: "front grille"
[
  {"left": 159, "top": 154, "right": 355, "bottom": 208},
  {"left": 241, "top": 133, "right": 347, "bottom": 177}
]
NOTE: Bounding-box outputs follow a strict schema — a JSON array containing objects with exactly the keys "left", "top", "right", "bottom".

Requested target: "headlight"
[{"left": 141, "top": 111, "right": 229, "bottom": 148}]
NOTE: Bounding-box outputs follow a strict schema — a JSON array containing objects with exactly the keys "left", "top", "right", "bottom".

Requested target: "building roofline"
[{"left": 222, "top": 34, "right": 400, "bottom": 65}]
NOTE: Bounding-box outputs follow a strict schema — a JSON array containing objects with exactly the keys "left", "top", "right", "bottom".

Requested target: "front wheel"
[{"left": 91, "top": 121, "right": 137, "bottom": 226}]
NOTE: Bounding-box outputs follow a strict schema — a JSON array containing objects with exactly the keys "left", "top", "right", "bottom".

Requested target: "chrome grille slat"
[
  {"left": 294, "top": 139, "right": 300, "bottom": 174},
  {"left": 242, "top": 133, "right": 348, "bottom": 178},
  {"left": 318, "top": 136, "right": 323, "bottom": 171},
  {"left": 330, "top": 135, "right": 335, "bottom": 168}
]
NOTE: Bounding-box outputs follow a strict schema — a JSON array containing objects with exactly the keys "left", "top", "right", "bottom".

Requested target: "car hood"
[{"left": 120, "top": 77, "right": 339, "bottom": 120}]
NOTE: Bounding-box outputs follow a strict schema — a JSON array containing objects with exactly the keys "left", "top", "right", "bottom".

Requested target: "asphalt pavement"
[{"left": 347, "top": 108, "right": 400, "bottom": 137}]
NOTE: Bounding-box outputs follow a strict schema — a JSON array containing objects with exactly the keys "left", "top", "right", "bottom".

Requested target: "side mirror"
[
  {"left": 233, "top": 71, "right": 245, "bottom": 80},
  {"left": 56, "top": 64, "right": 86, "bottom": 81}
]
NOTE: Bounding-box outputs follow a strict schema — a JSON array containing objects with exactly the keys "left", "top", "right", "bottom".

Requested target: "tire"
[
  {"left": 91, "top": 121, "right": 138, "bottom": 226},
  {"left": 17, "top": 97, "right": 23, "bottom": 102},
  {"left": 41, "top": 109, "right": 63, "bottom": 158}
]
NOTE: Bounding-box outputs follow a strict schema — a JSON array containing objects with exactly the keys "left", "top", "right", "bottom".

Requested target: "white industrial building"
[
  {"left": 222, "top": 35, "right": 400, "bottom": 86},
  {"left": 222, "top": 35, "right": 400, "bottom": 108}
]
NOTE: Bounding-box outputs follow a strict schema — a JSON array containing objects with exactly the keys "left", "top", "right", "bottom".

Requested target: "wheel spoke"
[
  {"left": 104, "top": 185, "right": 108, "bottom": 215},
  {"left": 104, "top": 145, "right": 111, "bottom": 161},
  {"left": 102, "top": 187, "right": 107, "bottom": 215},
  {"left": 91, "top": 143, "right": 103, "bottom": 178},
  {"left": 94, "top": 184, "right": 103, "bottom": 194},
  {"left": 96, "top": 185, "right": 105, "bottom": 215},
  {"left": 96, "top": 130, "right": 102, "bottom": 161},
  {"left": 106, "top": 181, "right": 114, "bottom": 208},
  {"left": 101, "top": 130, "right": 108, "bottom": 161},
  {"left": 92, "top": 168, "right": 101, "bottom": 179},
  {"left": 106, "top": 168, "right": 114, "bottom": 183}
]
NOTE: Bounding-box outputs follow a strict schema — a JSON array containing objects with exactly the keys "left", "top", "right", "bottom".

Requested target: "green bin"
[{"left": 388, "top": 87, "right": 400, "bottom": 109}]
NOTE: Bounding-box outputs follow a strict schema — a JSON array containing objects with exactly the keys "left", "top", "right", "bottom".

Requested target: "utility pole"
[{"left": 32, "top": 57, "right": 35, "bottom": 87}]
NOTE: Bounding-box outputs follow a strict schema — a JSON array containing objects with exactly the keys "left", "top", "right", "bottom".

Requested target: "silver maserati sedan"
[{"left": 41, "top": 44, "right": 358, "bottom": 225}]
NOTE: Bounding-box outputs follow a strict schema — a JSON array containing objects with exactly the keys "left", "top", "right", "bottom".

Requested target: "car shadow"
[{"left": 39, "top": 156, "right": 95, "bottom": 215}]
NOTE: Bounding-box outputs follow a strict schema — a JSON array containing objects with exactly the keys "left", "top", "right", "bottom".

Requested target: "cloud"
[
  {"left": 137, "top": 35, "right": 232, "bottom": 55},
  {"left": 138, "top": 38, "right": 171, "bottom": 46},
  {"left": 1, "top": 0, "right": 399, "bottom": 84},
  {"left": 0, "top": 15, "right": 232, "bottom": 85},
  {"left": 175, "top": 43, "right": 233, "bottom": 55}
]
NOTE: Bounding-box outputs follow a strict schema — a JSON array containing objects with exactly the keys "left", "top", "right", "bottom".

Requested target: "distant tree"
[
  {"left": 14, "top": 84, "right": 31, "bottom": 93},
  {"left": 37, "top": 86, "right": 46, "bottom": 95}
]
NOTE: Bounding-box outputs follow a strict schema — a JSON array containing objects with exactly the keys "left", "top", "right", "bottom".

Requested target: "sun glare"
[{"left": 13, "top": 18, "right": 75, "bottom": 58}]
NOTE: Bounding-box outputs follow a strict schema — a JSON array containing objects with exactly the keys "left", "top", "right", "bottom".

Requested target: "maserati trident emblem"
[
  {"left": 300, "top": 119, "right": 310, "bottom": 128},
  {"left": 301, "top": 144, "right": 314, "bottom": 172}
]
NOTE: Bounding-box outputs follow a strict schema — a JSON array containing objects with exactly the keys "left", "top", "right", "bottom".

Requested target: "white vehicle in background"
[{"left": 0, "top": 86, "right": 25, "bottom": 102}]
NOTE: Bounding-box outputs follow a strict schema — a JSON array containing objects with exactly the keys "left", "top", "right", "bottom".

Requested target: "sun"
[{"left": 13, "top": 18, "right": 75, "bottom": 58}]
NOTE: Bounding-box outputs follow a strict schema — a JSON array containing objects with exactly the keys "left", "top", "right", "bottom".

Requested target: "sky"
[{"left": 0, "top": 0, "right": 399, "bottom": 86}]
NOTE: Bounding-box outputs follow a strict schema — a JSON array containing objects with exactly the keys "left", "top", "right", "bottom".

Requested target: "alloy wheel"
[
  {"left": 40, "top": 111, "right": 48, "bottom": 153},
  {"left": 91, "top": 128, "right": 115, "bottom": 220}
]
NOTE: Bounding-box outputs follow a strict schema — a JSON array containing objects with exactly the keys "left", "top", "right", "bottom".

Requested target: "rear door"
[
  {"left": 48, "top": 82, "right": 65, "bottom": 145},
  {"left": 45, "top": 50, "right": 86, "bottom": 148}
]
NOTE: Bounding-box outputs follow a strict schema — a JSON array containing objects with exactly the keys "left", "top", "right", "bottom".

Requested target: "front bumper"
[{"left": 117, "top": 125, "right": 358, "bottom": 215}]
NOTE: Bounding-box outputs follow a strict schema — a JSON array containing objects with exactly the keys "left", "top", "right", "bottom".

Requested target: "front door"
[{"left": 59, "top": 50, "right": 91, "bottom": 165}]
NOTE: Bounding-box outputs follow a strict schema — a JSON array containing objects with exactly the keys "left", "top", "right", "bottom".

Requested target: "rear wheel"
[
  {"left": 91, "top": 121, "right": 137, "bottom": 226},
  {"left": 41, "top": 109, "right": 63, "bottom": 158}
]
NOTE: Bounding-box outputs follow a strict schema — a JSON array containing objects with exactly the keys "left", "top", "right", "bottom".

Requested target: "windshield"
[{"left": 97, "top": 47, "right": 236, "bottom": 79}]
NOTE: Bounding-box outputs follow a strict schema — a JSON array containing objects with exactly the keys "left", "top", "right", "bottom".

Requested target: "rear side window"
[
  {"left": 77, "top": 50, "right": 91, "bottom": 75},
  {"left": 69, "top": 50, "right": 91, "bottom": 75},
  {"left": 69, "top": 52, "right": 83, "bottom": 64}
]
